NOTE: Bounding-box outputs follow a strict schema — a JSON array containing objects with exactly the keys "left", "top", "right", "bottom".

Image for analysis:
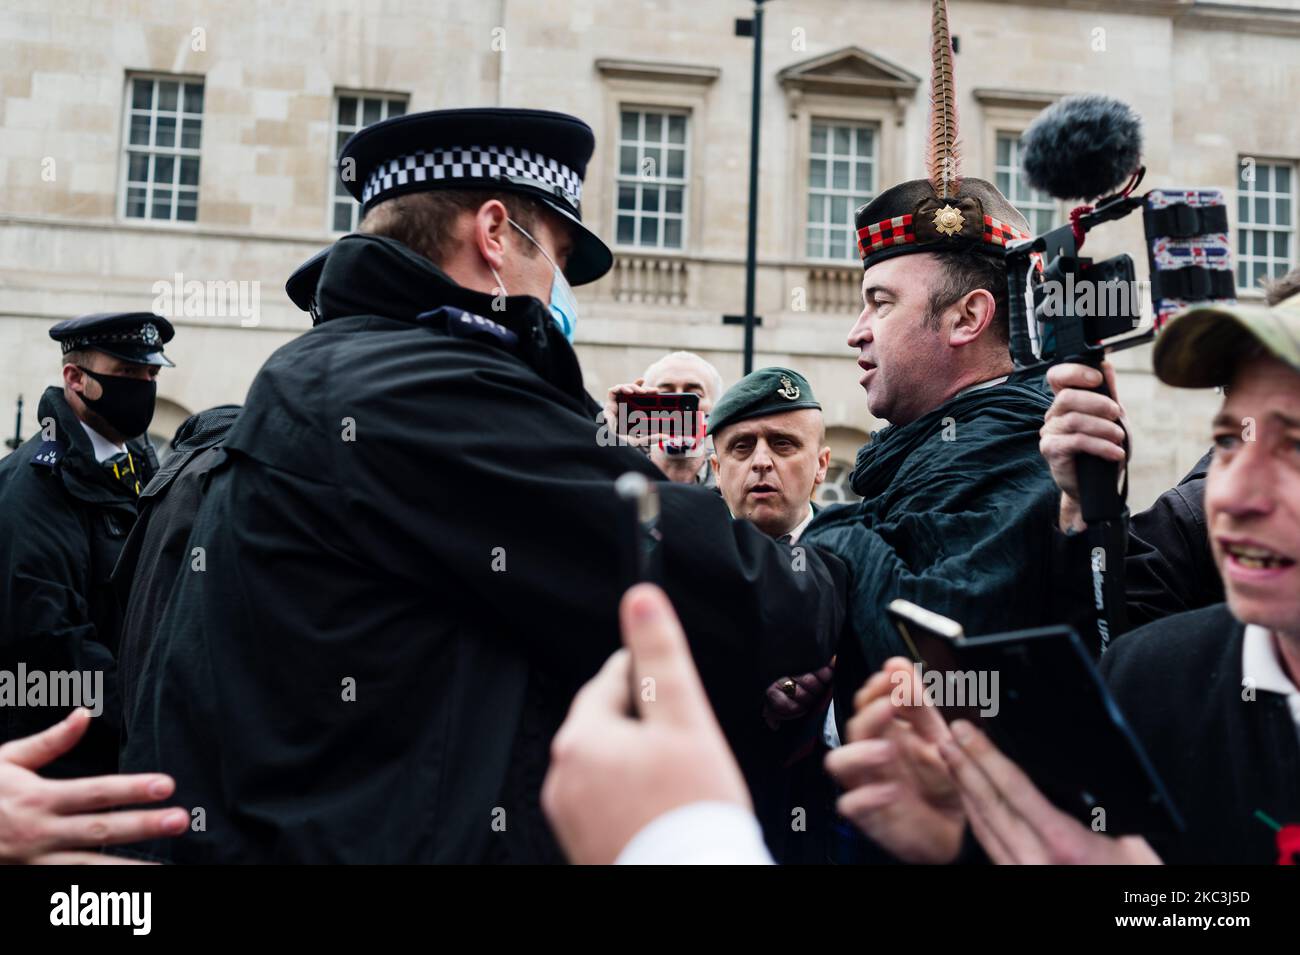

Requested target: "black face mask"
[{"left": 76, "top": 367, "right": 157, "bottom": 439}]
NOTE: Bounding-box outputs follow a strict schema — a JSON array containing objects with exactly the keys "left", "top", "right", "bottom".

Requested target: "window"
[
  {"left": 807, "top": 121, "right": 877, "bottom": 261},
  {"left": 332, "top": 93, "right": 408, "bottom": 232},
  {"left": 615, "top": 109, "right": 688, "bottom": 250},
  {"left": 122, "top": 75, "right": 203, "bottom": 222},
  {"left": 1237, "top": 159, "right": 1295, "bottom": 292},
  {"left": 995, "top": 132, "right": 1055, "bottom": 235}
]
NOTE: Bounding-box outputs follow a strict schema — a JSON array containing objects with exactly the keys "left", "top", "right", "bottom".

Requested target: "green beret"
[{"left": 708, "top": 367, "right": 821, "bottom": 437}]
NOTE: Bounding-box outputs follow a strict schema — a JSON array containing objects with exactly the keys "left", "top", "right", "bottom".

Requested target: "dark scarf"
[{"left": 851, "top": 369, "right": 1052, "bottom": 499}]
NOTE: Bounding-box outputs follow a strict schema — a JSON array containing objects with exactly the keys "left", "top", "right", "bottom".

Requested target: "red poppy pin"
[{"left": 1256, "top": 811, "right": 1300, "bottom": 864}]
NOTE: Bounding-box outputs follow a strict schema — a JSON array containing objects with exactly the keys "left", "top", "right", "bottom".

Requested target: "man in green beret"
[
  {"left": 708, "top": 367, "right": 830, "bottom": 543},
  {"left": 709, "top": 366, "right": 841, "bottom": 865}
]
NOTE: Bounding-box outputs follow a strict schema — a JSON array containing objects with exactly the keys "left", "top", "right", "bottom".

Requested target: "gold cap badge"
[{"left": 933, "top": 204, "right": 964, "bottom": 236}]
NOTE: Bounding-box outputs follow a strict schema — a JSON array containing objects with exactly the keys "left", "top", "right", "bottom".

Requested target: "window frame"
[
  {"left": 118, "top": 72, "right": 205, "bottom": 226},
  {"left": 329, "top": 91, "right": 410, "bottom": 234},
  {"left": 1236, "top": 156, "right": 1297, "bottom": 294},
  {"left": 785, "top": 96, "right": 899, "bottom": 268},
  {"left": 993, "top": 129, "right": 1058, "bottom": 236},
  {"left": 804, "top": 117, "right": 881, "bottom": 264},
  {"left": 612, "top": 105, "right": 691, "bottom": 253}
]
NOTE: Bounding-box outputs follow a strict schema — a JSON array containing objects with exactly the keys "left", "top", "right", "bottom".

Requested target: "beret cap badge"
[
  {"left": 933, "top": 204, "right": 964, "bottom": 236},
  {"left": 777, "top": 375, "right": 801, "bottom": 400}
]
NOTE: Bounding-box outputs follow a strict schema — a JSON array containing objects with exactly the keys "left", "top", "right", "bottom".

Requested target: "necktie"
[{"left": 103, "top": 450, "right": 141, "bottom": 497}]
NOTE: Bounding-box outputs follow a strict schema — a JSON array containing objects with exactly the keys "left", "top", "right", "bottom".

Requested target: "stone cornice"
[{"left": 594, "top": 59, "right": 721, "bottom": 85}]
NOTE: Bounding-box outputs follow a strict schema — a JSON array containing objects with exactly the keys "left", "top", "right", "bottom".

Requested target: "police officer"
[
  {"left": 122, "top": 108, "right": 846, "bottom": 863},
  {"left": 0, "top": 312, "right": 173, "bottom": 777}
]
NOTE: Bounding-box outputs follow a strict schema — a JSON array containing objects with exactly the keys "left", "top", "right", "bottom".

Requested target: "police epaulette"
[
  {"left": 29, "top": 439, "right": 65, "bottom": 469},
  {"left": 418, "top": 306, "right": 519, "bottom": 349}
]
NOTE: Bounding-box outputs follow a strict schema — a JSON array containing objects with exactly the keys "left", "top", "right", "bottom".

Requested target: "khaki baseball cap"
[{"left": 1153, "top": 291, "right": 1300, "bottom": 388}]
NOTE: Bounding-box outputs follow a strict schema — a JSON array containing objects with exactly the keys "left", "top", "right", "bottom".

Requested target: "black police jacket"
[
  {"left": 0, "top": 387, "right": 156, "bottom": 776},
  {"left": 113, "top": 404, "right": 240, "bottom": 730},
  {"left": 121, "top": 234, "right": 847, "bottom": 863}
]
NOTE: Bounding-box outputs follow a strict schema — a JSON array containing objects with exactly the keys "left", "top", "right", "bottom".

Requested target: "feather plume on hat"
[{"left": 926, "top": 0, "right": 961, "bottom": 200}]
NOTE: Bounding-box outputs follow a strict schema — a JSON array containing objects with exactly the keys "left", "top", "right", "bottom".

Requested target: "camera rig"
[{"left": 1002, "top": 171, "right": 1234, "bottom": 650}]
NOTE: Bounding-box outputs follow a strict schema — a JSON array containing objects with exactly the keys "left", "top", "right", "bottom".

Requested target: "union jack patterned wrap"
[{"left": 1145, "top": 189, "right": 1235, "bottom": 329}]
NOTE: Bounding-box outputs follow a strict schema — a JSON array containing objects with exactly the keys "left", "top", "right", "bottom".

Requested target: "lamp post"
[{"left": 734, "top": 0, "right": 767, "bottom": 375}]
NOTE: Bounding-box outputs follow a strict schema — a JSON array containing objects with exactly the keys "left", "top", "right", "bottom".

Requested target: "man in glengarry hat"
[
  {"left": 801, "top": 1, "right": 1068, "bottom": 847},
  {"left": 123, "top": 107, "right": 847, "bottom": 863},
  {"left": 0, "top": 312, "right": 173, "bottom": 777}
]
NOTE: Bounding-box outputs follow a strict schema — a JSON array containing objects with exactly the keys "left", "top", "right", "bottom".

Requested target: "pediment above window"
[
  {"left": 778, "top": 46, "right": 919, "bottom": 97},
  {"left": 778, "top": 47, "right": 920, "bottom": 123}
]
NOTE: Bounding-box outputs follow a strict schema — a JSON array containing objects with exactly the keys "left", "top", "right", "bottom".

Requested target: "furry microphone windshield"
[{"left": 1020, "top": 94, "right": 1143, "bottom": 201}]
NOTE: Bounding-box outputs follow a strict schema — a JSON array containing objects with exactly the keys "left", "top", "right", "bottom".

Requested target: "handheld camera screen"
[{"left": 616, "top": 392, "right": 704, "bottom": 456}]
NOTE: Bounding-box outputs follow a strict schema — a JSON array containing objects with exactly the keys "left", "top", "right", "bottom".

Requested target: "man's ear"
[
  {"left": 709, "top": 452, "right": 720, "bottom": 474},
  {"left": 62, "top": 362, "right": 83, "bottom": 392},
  {"left": 472, "top": 199, "right": 511, "bottom": 276},
  {"left": 948, "top": 288, "right": 997, "bottom": 348},
  {"left": 814, "top": 446, "right": 831, "bottom": 486}
]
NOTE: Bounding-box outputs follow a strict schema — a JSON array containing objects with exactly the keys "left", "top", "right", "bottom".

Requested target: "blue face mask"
[{"left": 507, "top": 218, "right": 579, "bottom": 342}]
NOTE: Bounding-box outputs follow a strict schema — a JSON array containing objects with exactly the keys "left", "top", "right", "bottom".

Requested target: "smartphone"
[
  {"left": 615, "top": 392, "right": 704, "bottom": 455},
  {"left": 886, "top": 600, "right": 978, "bottom": 723},
  {"left": 885, "top": 598, "right": 1183, "bottom": 835}
]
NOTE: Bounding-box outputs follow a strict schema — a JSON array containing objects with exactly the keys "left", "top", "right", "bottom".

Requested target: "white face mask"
[{"left": 488, "top": 218, "right": 579, "bottom": 343}]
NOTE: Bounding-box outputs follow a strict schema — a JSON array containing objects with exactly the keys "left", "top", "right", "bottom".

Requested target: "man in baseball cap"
[
  {"left": 825, "top": 291, "right": 1300, "bottom": 865},
  {"left": 1153, "top": 291, "right": 1300, "bottom": 388}
]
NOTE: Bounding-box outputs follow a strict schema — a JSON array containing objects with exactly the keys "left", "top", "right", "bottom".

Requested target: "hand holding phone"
[{"left": 613, "top": 392, "right": 704, "bottom": 456}]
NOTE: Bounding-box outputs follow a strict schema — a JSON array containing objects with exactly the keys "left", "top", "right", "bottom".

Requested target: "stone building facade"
[{"left": 2, "top": 0, "right": 1298, "bottom": 506}]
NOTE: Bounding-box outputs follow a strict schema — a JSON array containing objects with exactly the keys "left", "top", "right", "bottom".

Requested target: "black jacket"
[
  {"left": 1101, "top": 603, "right": 1300, "bottom": 864},
  {"left": 121, "top": 234, "right": 847, "bottom": 863},
  {"left": 0, "top": 387, "right": 156, "bottom": 776},
  {"left": 806, "top": 371, "right": 1064, "bottom": 740},
  {"left": 1053, "top": 450, "right": 1223, "bottom": 639},
  {"left": 113, "top": 405, "right": 240, "bottom": 728},
  {"left": 1125, "top": 450, "right": 1222, "bottom": 626}
]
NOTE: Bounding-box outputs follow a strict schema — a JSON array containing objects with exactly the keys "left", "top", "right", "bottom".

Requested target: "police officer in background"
[
  {"left": 0, "top": 312, "right": 173, "bottom": 776},
  {"left": 123, "top": 108, "right": 846, "bottom": 863}
]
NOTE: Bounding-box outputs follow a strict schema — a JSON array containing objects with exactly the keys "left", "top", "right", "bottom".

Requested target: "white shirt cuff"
[
  {"left": 823, "top": 701, "right": 842, "bottom": 749},
  {"left": 615, "top": 801, "right": 775, "bottom": 865}
]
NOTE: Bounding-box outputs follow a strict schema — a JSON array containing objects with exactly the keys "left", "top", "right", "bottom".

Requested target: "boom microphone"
[{"left": 1020, "top": 94, "right": 1143, "bottom": 201}]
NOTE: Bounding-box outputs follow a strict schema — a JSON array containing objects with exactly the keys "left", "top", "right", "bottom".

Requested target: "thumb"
[
  {"left": 0, "top": 708, "right": 92, "bottom": 770},
  {"left": 886, "top": 659, "right": 952, "bottom": 746},
  {"left": 565, "top": 648, "right": 635, "bottom": 727},
  {"left": 620, "top": 583, "right": 714, "bottom": 729}
]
